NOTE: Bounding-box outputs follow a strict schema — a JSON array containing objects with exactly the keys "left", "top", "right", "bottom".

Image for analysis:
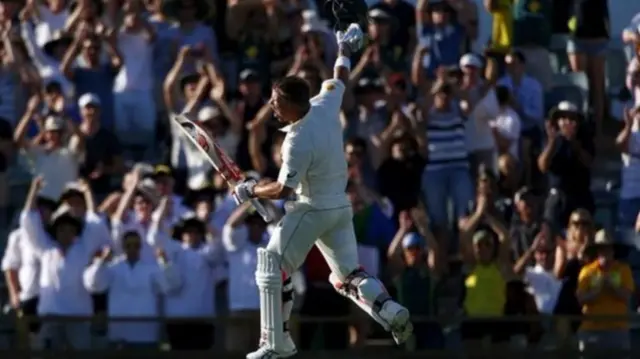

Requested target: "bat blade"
[{"left": 171, "top": 114, "right": 273, "bottom": 222}]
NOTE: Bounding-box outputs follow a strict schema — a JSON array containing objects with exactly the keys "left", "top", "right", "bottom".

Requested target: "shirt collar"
[{"left": 279, "top": 110, "right": 311, "bottom": 133}]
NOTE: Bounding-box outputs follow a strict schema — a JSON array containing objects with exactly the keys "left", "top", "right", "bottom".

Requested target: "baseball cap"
[
  {"left": 369, "top": 8, "right": 391, "bottom": 21},
  {"left": 472, "top": 229, "right": 494, "bottom": 244},
  {"left": 78, "top": 93, "right": 101, "bottom": 108},
  {"left": 43, "top": 116, "right": 64, "bottom": 131},
  {"left": 402, "top": 232, "right": 423, "bottom": 249},
  {"left": 239, "top": 69, "right": 260, "bottom": 83},
  {"left": 198, "top": 106, "right": 221, "bottom": 122},
  {"left": 459, "top": 53, "right": 482, "bottom": 68}
]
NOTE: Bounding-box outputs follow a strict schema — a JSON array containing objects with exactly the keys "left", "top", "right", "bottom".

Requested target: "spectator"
[
  {"left": 417, "top": 0, "right": 466, "bottom": 78},
  {"left": 462, "top": 53, "right": 499, "bottom": 174},
  {"left": 377, "top": 135, "right": 425, "bottom": 214},
  {"left": 509, "top": 187, "right": 544, "bottom": 261},
  {"left": 222, "top": 202, "right": 269, "bottom": 353},
  {"left": 111, "top": 168, "right": 159, "bottom": 259},
  {"left": 616, "top": 105, "right": 640, "bottom": 243},
  {"left": 369, "top": 0, "right": 415, "bottom": 57},
  {"left": 418, "top": 80, "right": 474, "bottom": 246},
  {"left": 553, "top": 208, "right": 595, "bottom": 334},
  {"left": 459, "top": 228, "right": 512, "bottom": 349},
  {"left": 76, "top": 92, "right": 124, "bottom": 200},
  {"left": 345, "top": 137, "right": 378, "bottom": 191},
  {"left": 20, "top": 177, "right": 95, "bottom": 349},
  {"left": 1, "top": 198, "right": 53, "bottom": 348},
  {"left": 566, "top": 0, "right": 609, "bottom": 138},
  {"left": 60, "top": 24, "right": 122, "bottom": 129},
  {"left": 577, "top": 229, "right": 634, "bottom": 353},
  {"left": 387, "top": 209, "right": 444, "bottom": 350},
  {"left": 149, "top": 202, "right": 220, "bottom": 350},
  {"left": 168, "top": 0, "right": 218, "bottom": 68},
  {"left": 58, "top": 181, "right": 111, "bottom": 253},
  {"left": 513, "top": 228, "right": 564, "bottom": 315},
  {"left": 497, "top": 51, "right": 544, "bottom": 184},
  {"left": 490, "top": 84, "right": 521, "bottom": 163},
  {"left": 14, "top": 98, "right": 84, "bottom": 200},
  {"left": 112, "top": 0, "right": 156, "bottom": 158},
  {"left": 539, "top": 101, "right": 595, "bottom": 229},
  {"left": 83, "top": 233, "right": 180, "bottom": 349}
]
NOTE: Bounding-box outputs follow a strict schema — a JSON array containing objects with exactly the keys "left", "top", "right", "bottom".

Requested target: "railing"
[{"left": 2, "top": 314, "right": 640, "bottom": 357}]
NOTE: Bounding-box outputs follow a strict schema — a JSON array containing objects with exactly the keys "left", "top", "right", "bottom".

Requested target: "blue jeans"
[
  {"left": 618, "top": 198, "right": 640, "bottom": 248},
  {"left": 422, "top": 166, "right": 474, "bottom": 228}
]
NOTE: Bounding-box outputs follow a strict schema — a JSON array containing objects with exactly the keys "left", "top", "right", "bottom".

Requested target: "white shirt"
[
  {"left": 497, "top": 75, "right": 544, "bottom": 130},
  {"left": 222, "top": 224, "right": 268, "bottom": 311},
  {"left": 490, "top": 107, "right": 522, "bottom": 160},
  {"left": 83, "top": 256, "right": 181, "bottom": 343},
  {"left": 148, "top": 218, "right": 221, "bottom": 317},
  {"left": 524, "top": 264, "right": 563, "bottom": 314},
  {"left": 1, "top": 229, "right": 40, "bottom": 301},
  {"left": 34, "top": 5, "right": 69, "bottom": 48},
  {"left": 466, "top": 86, "right": 499, "bottom": 152},
  {"left": 114, "top": 30, "right": 154, "bottom": 92},
  {"left": 82, "top": 211, "right": 113, "bottom": 254},
  {"left": 20, "top": 211, "right": 94, "bottom": 316},
  {"left": 278, "top": 79, "right": 350, "bottom": 209}
]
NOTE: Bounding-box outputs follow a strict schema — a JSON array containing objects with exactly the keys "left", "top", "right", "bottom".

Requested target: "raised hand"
[{"left": 336, "top": 23, "right": 364, "bottom": 53}]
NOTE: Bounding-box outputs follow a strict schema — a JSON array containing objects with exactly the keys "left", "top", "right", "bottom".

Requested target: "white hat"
[
  {"left": 78, "top": 93, "right": 101, "bottom": 108},
  {"left": 557, "top": 101, "right": 579, "bottom": 113},
  {"left": 459, "top": 53, "right": 482, "bottom": 68},
  {"left": 197, "top": 106, "right": 221, "bottom": 122},
  {"left": 301, "top": 10, "right": 330, "bottom": 33},
  {"left": 43, "top": 116, "right": 64, "bottom": 131}
]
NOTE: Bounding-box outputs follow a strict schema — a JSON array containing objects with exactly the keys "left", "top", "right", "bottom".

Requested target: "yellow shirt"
[
  {"left": 464, "top": 263, "right": 506, "bottom": 316},
  {"left": 489, "top": 0, "right": 514, "bottom": 53},
  {"left": 577, "top": 260, "right": 634, "bottom": 331}
]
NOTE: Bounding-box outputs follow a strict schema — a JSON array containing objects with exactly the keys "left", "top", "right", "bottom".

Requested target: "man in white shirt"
[
  {"left": 113, "top": 6, "right": 157, "bottom": 153},
  {"left": 13, "top": 113, "right": 84, "bottom": 200},
  {"left": 490, "top": 85, "right": 522, "bottom": 162},
  {"left": 222, "top": 202, "right": 271, "bottom": 352},
  {"left": 83, "top": 231, "right": 180, "bottom": 348},
  {"left": 232, "top": 24, "right": 412, "bottom": 358},
  {"left": 2, "top": 228, "right": 41, "bottom": 347},
  {"left": 148, "top": 201, "right": 221, "bottom": 350},
  {"left": 20, "top": 177, "right": 96, "bottom": 349}
]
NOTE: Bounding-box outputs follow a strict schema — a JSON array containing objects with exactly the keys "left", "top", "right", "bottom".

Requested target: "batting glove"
[
  {"left": 233, "top": 179, "right": 257, "bottom": 205},
  {"left": 336, "top": 23, "right": 364, "bottom": 52}
]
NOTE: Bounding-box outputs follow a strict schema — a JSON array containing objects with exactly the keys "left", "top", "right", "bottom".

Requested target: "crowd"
[{"left": 0, "top": 0, "right": 638, "bottom": 354}]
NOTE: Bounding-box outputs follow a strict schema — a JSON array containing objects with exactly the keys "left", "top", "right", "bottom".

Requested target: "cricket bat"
[{"left": 171, "top": 114, "right": 273, "bottom": 222}]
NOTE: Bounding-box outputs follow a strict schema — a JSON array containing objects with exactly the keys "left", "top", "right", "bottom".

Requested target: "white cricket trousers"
[{"left": 267, "top": 202, "right": 358, "bottom": 280}]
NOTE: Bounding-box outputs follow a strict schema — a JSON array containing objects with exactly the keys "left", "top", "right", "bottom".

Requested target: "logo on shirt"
[
  {"left": 324, "top": 83, "right": 335, "bottom": 91},
  {"left": 286, "top": 171, "right": 297, "bottom": 179}
]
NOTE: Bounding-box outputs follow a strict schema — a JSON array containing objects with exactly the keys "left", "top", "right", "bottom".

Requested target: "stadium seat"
[
  {"left": 548, "top": 49, "right": 570, "bottom": 74},
  {"left": 551, "top": 72, "right": 590, "bottom": 112},
  {"left": 544, "top": 85, "right": 587, "bottom": 115},
  {"left": 605, "top": 48, "right": 629, "bottom": 92}
]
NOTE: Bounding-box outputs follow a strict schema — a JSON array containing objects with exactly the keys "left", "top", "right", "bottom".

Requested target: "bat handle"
[{"left": 250, "top": 198, "right": 273, "bottom": 223}]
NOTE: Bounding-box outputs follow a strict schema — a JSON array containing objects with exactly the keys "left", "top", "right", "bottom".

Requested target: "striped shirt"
[{"left": 425, "top": 105, "right": 469, "bottom": 170}]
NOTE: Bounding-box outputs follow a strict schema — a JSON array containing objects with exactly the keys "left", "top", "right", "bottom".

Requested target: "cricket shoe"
[
  {"left": 248, "top": 332, "right": 297, "bottom": 359},
  {"left": 379, "top": 300, "right": 413, "bottom": 345}
]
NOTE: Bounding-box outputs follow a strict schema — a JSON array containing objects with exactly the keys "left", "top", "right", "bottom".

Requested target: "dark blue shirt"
[{"left": 72, "top": 64, "right": 118, "bottom": 128}]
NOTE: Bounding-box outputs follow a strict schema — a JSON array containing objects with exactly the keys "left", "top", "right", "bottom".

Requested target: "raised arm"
[
  {"left": 83, "top": 247, "right": 113, "bottom": 293},
  {"left": 333, "top": 24, "right": 365, "bottom": 84},
  {"left": 19, "top": 177, "right": 49, "bottom": 254},
  {"left": 147, "top": 196, "right": 173, "bottom": 248},
  {"left": 151, "top": 248, "right": 182, "bottom": 294}
]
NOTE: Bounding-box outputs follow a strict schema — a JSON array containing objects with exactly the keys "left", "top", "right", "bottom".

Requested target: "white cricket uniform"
[{"left": 268, "top": 79, "right": 358, "bottom": 279}]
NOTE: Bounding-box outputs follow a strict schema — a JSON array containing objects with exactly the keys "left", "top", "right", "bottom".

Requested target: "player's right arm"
[{"left": 333, "top": 44, "right": 352, "bottom": 85}]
